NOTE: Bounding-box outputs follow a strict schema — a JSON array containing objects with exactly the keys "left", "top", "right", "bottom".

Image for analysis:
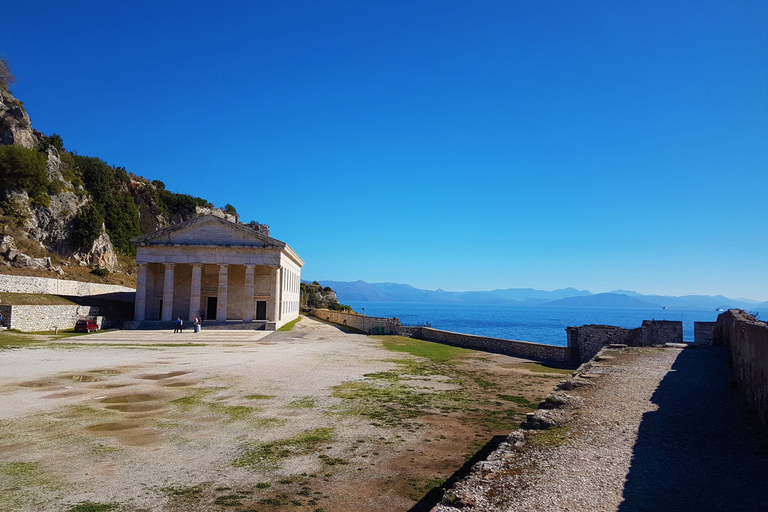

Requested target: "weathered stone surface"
[
  {"left": 72, "top": 224, "right": 119, "bottom": 271},
  {"left": 0, "top": 89, "right": 35, "bottom": 148}
]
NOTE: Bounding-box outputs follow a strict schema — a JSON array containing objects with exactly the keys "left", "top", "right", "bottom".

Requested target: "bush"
[
  {"left": 224, "top": 203, "right": 237, "bottom": 215},
  {"left": 71, "top": 204, "right": 104, "bottom": 250},
  {"left": 0, "top": 145, "right": 50, "bottom": 204},
  {"left": 91, "top": 268, "right": 110, "bottom": 277},
  {"left": 73, "top": 155, "right": 115, "bottom": 202},
  {"left": 102, "top": 192, "right": 141, "bottom": 256}
]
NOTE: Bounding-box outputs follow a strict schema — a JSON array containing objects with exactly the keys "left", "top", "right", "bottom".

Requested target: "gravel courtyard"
[{"left": 0, "top": 315, "right": 568, "bottom": 512}]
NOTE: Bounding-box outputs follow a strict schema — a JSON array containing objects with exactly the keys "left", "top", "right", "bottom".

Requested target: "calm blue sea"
[{"left": 344, "top": 302, "right": 739, "bottom": 346}]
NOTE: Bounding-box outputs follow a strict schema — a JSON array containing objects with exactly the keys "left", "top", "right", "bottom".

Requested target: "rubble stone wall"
[
  {"left": 694, "top": 322, "right": 717, "bottom": 346},
  {"left": 0, "top": 274, "right": 135, "bottom": 301},
  {"left": 566, "top": 320, "right": 683, "bottom": 363},
  {"left": 406, "top": 326, "right": 571, "bottom": 362},
  {"left": 713, "top": 309, "right": 768, "bottom": 429},
  {"left": 2, "top": 304, "right": 100, "bottom": 332},
  {"left": 309, "top": 309, "right": 401, "bottom": 334}
]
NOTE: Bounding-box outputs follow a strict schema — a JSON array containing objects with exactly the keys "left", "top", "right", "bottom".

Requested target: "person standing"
[{"left": 174, "top": 317, "right": 181, "bottom": 333}]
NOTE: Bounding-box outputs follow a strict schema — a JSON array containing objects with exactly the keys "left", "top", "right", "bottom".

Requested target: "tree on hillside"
[
  {"left": 0, "top": 145, "right": 49, "bottom": 205},
  {"left": 0, "top": 57, "right": 16, "bottom": 90}
]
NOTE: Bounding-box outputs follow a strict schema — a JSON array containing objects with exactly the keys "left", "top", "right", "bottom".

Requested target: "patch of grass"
[
  {"left": 67, "top": 502, "right": 118, "bottom": 512},
  {"left": 526, "top": 424, "right": 573, "bottom": 448},
  {"left": 255, "top": 482, "right": 271, "bottom": 489},
  {"left": 160, "top": 484, "right": 204, "bottom": 497},
  {"left": 278, "top": 316, "right": 302, "bottom": 331},
  {"left": 514, "top": 362, "right": 576, "bottom": 375},
  {"left": 497, "top": 394, "right": 539, "bottom": 409},
  {"left": 245, "top": 393, "right": 275, "bottom": 400},
  {"left": 170, "top": 388, "right": 259, "bottom": 421},
  {"left": 233, "top": 428, "right": 335, "bottom": 469},
  {"left": 318, "top": 454, "right": 348, "bottom": 466},
  {"left": 213, "top": 494, "right": 243, "bottom": 506},
  {"left": 404, "top": 477, "right": 446, "bottom": 501},
  {"left": 287, "top": 397, "right": 315, "bottom": 409},
  {"left": 478, "top": 409, "right": 525, "bottom": 431},
  {"left": 473, "top": 376, "right": 497, "bottom": 389},
  {"left": 0, "top": 292, "right": 79, "bottom": 305},
  {"left": 376, "top": 336, "right": 472, "bottom": 363},
  {"left": 0, "top": 331, "right": 46, "bottom": 349}
]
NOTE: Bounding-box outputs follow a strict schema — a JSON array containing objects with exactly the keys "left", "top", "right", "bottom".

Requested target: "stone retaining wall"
[
  {"left": 713, "top": 309, "right": 768, "bottom": 429},
  {"left": 0, "top": 304, "right": 101, "bottom": 332},
  {"left": 694, "top": 322, "right": 717, "bottom": 346},
  {"left": 405, "top": 326, "right": 571, "bottom": 362},
  {"left": 0, "top": 274, "right": 135, "bottom": 301},
  {"left": 566, "top": 320, "right": 683, "bottom": 363},
  {"left": 309, "top": 309, "right": 401, "bottom": 334}
]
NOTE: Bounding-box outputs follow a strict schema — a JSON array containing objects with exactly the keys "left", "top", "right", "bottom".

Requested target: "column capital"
[
  {"left": 163, "top": 262, "right": 176, "bottom": 268},
  {"left": 219, "top": 263, "right": 229, "bottom": 269},
  {"left": 191, "top": 263, "right": 202, "bottom": 268}
]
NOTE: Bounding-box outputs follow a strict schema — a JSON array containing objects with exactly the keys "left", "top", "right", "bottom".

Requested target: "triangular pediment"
[{"left": 131, "top": 215, "right": 285, "bottom": 248}]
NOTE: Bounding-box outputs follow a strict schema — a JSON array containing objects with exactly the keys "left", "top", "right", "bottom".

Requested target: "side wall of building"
[
  {"left": 713, "top": 309, "right": 768, "bottom": 429},
  {"left": 566, "top": 320, "right": 683, "bottom": 363}
]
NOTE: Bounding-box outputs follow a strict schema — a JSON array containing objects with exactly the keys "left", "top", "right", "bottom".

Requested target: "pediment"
[{"left": 131, "top": 215, "right": 284, "bottom": 249}]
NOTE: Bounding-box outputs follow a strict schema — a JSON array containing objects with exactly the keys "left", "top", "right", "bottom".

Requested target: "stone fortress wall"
[
  {"left": 0, "top": 304, "right": 101, "bottom": 332},
  {"left": 566, "top": 320, "right": 682, "bottom": 363},
  {"left": 0, "top": 274, "right": 135, "bottom": 301},
  {"left": 713, "top": 309, "right": 768, "bottom": 429},
  {"left": 309, "top": 309, "right": 402, "bottom": 335},
  {"left": 0, "top": 275, "right": 129, "bottom": 331}
]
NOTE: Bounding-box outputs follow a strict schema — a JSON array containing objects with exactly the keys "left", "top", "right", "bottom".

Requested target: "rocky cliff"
[{"left": 0, "top": 82, "right": 254, "bottom": 280}]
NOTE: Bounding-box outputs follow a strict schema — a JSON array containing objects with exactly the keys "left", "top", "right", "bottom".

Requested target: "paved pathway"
[{"left": 435, "top": 346, "right": 768, "bottom": 512}]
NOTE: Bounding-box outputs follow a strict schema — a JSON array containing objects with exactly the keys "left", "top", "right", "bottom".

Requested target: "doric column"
[
  {"left": 134, "top": 263, "right": 147, "bottom": 321},
  {"left": 268, "top": 265, "right": 280, "bottom": 321},
  {"left": 161, "top": 263, "right": 175, "bottom": 321},
  {"left": 243, "top": 265, "right": 255, "bottom": 322},
  {"left": 217, "top": 264, "right": 228, "bottom": 321},
  {"left": 189, "top": 264, "right": 202, "bottom": 322}
]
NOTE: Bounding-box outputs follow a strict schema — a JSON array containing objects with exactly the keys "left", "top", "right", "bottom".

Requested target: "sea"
[{"left": 343, "top": 302, "right": 749, "bottom": 346}]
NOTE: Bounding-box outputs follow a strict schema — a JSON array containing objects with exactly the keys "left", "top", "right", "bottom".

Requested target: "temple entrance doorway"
[
  {"left": 206, "top": 297, "right": 217, "bottom": 321},
  {"left": 255, "top": 301, "right": 267, "bottom": 321}
]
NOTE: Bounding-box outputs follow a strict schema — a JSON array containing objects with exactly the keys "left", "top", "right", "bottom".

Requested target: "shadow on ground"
[
  {"left": 408, "top": 435, "right": 507, "bottom": 512},
  {"left": 619, "top": 347, "right": 768, "bottom": 512}
]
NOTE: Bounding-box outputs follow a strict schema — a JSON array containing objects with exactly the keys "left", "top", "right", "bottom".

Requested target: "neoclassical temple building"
[{"left": 129, "top": 215, "right": 303, "bottom": 330}]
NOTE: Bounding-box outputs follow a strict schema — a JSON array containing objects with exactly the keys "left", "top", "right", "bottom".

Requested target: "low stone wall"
[
  {"left": 566, "top": 320, "right": 683, "bottom": 363},
  {"left": 0, "top": 274, "right": 135, "bottom": 301},
  {"left": 694, "top": 321, "right": 717, "bottom": 346},
  {"left": 713, "top": 310, "right": 768, "bottom": 429},
  {"left": 1, "top": 304, "right": 101, "bottom": 332},
  {"left": 406, "top": 326, "right": 571, "bottom": 362},
  {"left": 309, "top": 309, "right": 401, "bottom": 334}
]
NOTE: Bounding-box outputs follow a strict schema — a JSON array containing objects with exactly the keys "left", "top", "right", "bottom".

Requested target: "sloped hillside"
[{"left": 0, "top": 60, "right": 257, "bottom": 287}]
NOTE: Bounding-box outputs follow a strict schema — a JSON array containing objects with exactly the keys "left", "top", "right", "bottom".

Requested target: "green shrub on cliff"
[{"left": 0, "top": 145, "right": 50, "bottom": 206}]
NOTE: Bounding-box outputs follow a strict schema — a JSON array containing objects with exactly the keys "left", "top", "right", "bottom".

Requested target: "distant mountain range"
[{"left": 315, "top": 280, "right": 768, "bottom": 311}]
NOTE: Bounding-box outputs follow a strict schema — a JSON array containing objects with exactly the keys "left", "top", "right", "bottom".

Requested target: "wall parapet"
[
  {"left": 309, "top": 309, "right": 401, "bottom": 334},
  {"left": 406, "top": 326, "right": 571, "bottom": 362},
  {"left": 566, "top": 320, "right": 682, "bottom": 363},
  {"left": 713, "top": 309, "right": 768, "bottom": 429},
  {"left": 0, "top": 274, "right": 135, "bottom": 301}
]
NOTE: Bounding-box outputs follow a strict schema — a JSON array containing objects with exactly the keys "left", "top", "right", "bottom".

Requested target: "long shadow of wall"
[{"left": 619, "top": 347, "right": 768, "bottom": 512}]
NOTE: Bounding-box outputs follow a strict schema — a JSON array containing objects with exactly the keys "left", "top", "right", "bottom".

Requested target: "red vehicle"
[{"left": 74, "top": 319, "right": 99, "bottom": 333}]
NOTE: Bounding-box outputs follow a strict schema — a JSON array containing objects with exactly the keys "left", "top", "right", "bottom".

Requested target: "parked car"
[{"left": 74, "top": 319, "right": 99, "bottom": 333}]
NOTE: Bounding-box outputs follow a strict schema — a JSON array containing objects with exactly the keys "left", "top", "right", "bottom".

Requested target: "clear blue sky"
[{"left": 2, "top": 1, "right": 766, "bottom": 300}]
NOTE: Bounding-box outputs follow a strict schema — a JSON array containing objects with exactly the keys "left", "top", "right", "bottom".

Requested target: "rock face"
[
  {"left": 1, "top": 86, "right": 239, "bottom": 273},
  {"left": 73, "top": 224, "right": 119, "bottom": 270},
  {"left": 0, "top": 89, "right": 35, "bottom": 148}
]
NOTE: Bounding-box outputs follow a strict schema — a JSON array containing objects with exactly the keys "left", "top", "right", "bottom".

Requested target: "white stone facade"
[{"left": 130, "top": 215, "right": 303, "bottom": 330}]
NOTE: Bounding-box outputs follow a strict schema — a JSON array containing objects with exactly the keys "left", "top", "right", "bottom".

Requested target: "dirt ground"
[{"left": 0, "top": 316, "right": 572, "bottom": 512}]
